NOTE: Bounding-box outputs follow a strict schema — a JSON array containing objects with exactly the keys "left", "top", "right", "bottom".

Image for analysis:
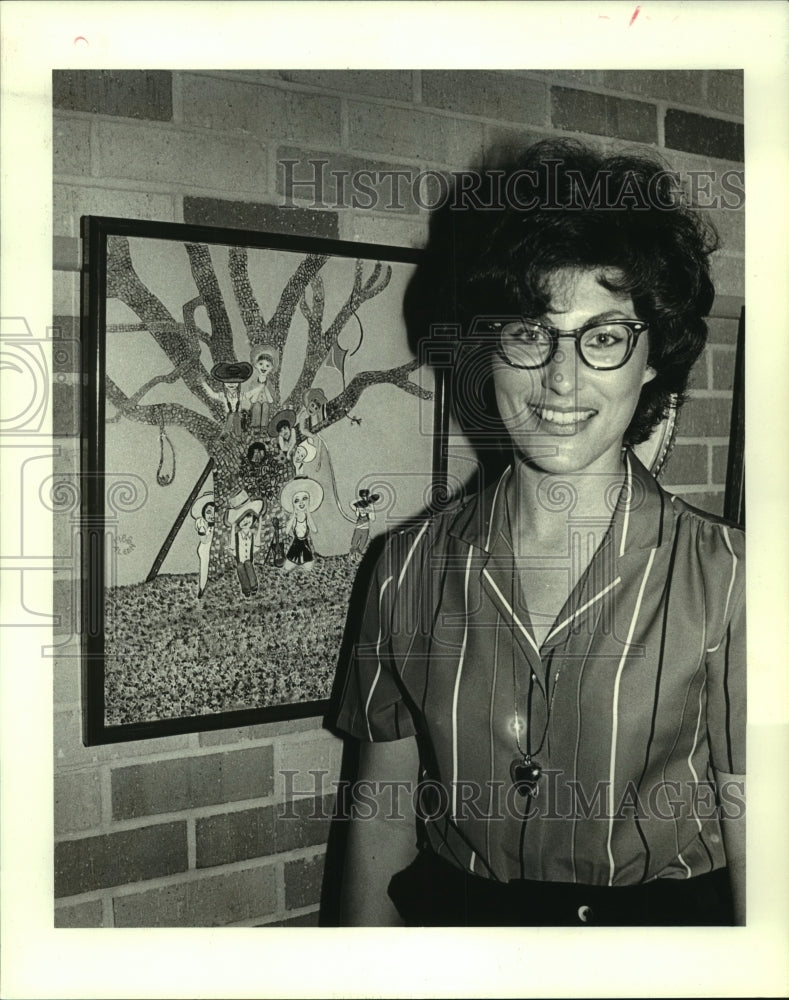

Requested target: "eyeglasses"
[{"left": 483, "top": 318, "right": 649, "bottom": 371}]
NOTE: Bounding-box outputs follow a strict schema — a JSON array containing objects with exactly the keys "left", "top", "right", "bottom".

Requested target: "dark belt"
[{"left": 388, "top": 850, "right": 734, "bottom": 926}]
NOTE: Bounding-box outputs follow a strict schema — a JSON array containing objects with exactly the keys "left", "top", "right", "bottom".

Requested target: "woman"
[{"left": 330, "top": 140, "right": 745, "bottom": 927}]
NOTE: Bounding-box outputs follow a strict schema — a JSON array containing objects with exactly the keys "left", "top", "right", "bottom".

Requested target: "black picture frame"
[{"left": 80, "top": 216, "right": 448, "bottom": 744}]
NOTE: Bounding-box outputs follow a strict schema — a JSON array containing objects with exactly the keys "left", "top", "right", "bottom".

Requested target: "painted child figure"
[
  {"left": 243, "top": 346, "right": 278, "bottom": 433},
  {"left": 349, "top": 488, "right": 379, "bottom": 559},
  {"left": 190, "top": 491, "right": 215, "bottom": 598},
  {"left": 224, "top": 488, "right": 265, "bottom": 597}
]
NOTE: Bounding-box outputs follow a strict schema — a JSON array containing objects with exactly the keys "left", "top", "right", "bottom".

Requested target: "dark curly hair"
[{"left": 415, "top": 139, "right": 719, "bottom": 449}]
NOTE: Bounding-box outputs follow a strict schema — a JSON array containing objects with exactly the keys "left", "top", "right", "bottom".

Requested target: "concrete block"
[
  {"left": 709, "top": 253, "right": 744, "bottom": 298},
  {"left": 276, "top": 146, "right": 423, "bottom": 214},
  {"left": 277, "top": 733, "right": 342, "bottom": 797},
  {"left": 182, "top": 197, "right": 338, "bottom": 240},
  {"left": 275, "top": 795, "right": 334, "bottom": 853},
  {"left": 602, "top": 70, "right": 705, "bottom": 106},
  {"left": 54, "top": 269, "right": 79, "bottom": 317},
  {"left": 677, "top": 396, "right": 733, "bottom": 438},
  {"left": 674, "top": 490, "right": 724, "bottom": 518},
  {"left": 706, "top": 316, "right": 740, "bottom": 345},
  {"left": 53, "top": 118, "right": 91, "bottom": 177},
  {"left": 705, "top": 71, "right": 744, "bottom": 116},
  {"left": 701, "top": 204, "right": 744, "bottom": 255},
  {"left": 662, "top": 443, "right": 708, "bottom": 486},
  {"left": 54, "top": 184, "right": 176, "bottom": 238},
  {"left": 53, "top": 71, "right": 173, "bottom": 121},
  {"left": 55, "top": 899, "right": 104, "bottom": 927},
  {"left": 111, "top": 746, "right": 275, "bottom": 820},
  {"left": 93, "top": 121, "right": 266, "bottom": 195},
  {"left": 55, "top": 769, "right": 102, "bottom": 834},
  {"left": 54, "top": 707, "right": 191, "bottom": 766},
  {"left": 348, "top": 102, "right": 485, "bottom": 167},
  {"left": 421, "top": 71, "right": 547, "bottom": 126},
  {"left": 712, "top": 444, "right": 730, "bottom": 484},
  {"left": 344, "top": 212, "right": 428, "bottom": 250},
  {"left": 551, "top": 87, "right": 657, "bottom": 144},
  {"left": 181, "top": 74, "right": 341, "bottom": 147},
  {"left": 55, "top": 821, "right": 188, "bottom": 897},
  {"left": 53, "top": 655, "right": 81, "bottom": 704},
  {"left": 112, "top": 864, "right": 277, "bottom": 926},
  {"left": 710, "top": 346, "right": 736, "bottom": 392},
  {"left": 195, "top": 805, "right": 275, "bottom": 869},
  {"left": 284, "top": 853, "right": 325, "bottom": 910},
  {"left": 665, "top": 110, "right": 743, "bottom": 162}
]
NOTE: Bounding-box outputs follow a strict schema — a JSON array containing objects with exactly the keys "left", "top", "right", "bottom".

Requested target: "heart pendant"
[{"left": 510, "top": 756, "right": 542, "bottom": 797}]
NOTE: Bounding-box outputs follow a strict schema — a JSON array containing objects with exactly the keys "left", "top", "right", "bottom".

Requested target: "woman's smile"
[{"left": 493, "top": 268, "right": 655, "bottom": 475}]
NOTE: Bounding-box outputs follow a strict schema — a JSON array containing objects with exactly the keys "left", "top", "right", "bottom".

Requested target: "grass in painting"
[{"left": 104, "top": 553, "right": 360, "bottom": 725}]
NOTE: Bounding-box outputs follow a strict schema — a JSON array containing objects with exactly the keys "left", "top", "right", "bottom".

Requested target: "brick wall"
[{"left": 53, "top": 69, "right": 744, "bottom": 927}]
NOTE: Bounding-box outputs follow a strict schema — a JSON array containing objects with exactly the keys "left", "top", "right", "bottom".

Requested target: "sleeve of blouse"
[
  {"left": 330, "top": 530, "right": 420, "bottom": 743},
  {"left": 705, "top": 524, "right": 746, "bottom": 775}
]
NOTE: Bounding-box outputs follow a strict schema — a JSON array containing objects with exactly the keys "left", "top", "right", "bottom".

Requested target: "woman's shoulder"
[{"left": 663, "top": 489, "right": 745, "bottom": 561}]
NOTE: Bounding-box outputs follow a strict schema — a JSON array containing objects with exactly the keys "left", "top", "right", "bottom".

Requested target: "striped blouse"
[{"left": 332, "top": 452, "right": 746, "bottom": 886}]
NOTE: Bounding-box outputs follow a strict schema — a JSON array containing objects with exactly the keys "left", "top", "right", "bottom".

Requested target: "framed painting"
[{"left": 81, "top": 216, "right": 446, "bottom": 743}]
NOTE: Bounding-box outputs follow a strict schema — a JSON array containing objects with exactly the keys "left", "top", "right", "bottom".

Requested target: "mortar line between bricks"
[
  {"left": 177, "top": 69, "right": 420, "bottom": 107},
  {"left": 542, "top": 82, "right": 743, "bottom": 122},
  {"left": 57, "top": 864, "right": 273, "bottom": 908},
  {"left": 101, "top": 741, "right": 278, "bottom": 767},
  {"left": 55, "top": 796, "right": 279, "bottom": 838},
  {"left": 87, "top": 852, "right": 317, "bottom": 903},
  {"left": 55, "top": 785, "right": 340, "bottom": 838}
]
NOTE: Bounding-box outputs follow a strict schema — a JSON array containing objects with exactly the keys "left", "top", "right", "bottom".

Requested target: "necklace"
[{"left": 510, "top": 652, "right": 562, "bottom": 798}]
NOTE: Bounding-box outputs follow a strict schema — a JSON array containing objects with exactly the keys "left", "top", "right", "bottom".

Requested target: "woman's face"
[
  {"left": 491, "top": 268, "right": 655, "bottom": 476},
  {"left": 255, "top": 357, "right": 273, "bottom": 376},
  {"left": 293, "top": 491, "right": 309, "bottom": 513},
  {"left": 204, "top": 503, "right": 215, "bottom": 524}
]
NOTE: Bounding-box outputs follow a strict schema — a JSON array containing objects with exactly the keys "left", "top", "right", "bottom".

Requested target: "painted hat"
[
  {"left": 250, "top": 344, "right": 280, "bottom": 371},
  {"left": 293, "top": 438, "right": 317, "bottom": 465},
  {"left": 224, "top": 488, "right": 265, "bottom": 526},
  {"left": 211, "top": 361, "right": 253, "bottom": 384},
  {"left": 279, "top": 476, "right": 324, "bottom": 514},
  {"left": 302, "top": 387, "right": 328, "bottom": 409},
  {"left": 268, "top": 407, "right": 297, "bottom": 438},
  {"left": 190, "top": 491, "right": 215, "bottom": 521}
]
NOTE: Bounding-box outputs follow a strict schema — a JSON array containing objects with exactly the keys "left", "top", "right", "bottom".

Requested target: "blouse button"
[{"left": 577, "top": 904, "right": 593, "bottom": 923}]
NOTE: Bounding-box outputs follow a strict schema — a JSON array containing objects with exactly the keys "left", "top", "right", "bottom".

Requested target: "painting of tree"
[{"left": 90, "top": 223, "right": 437, "bottom": 734}]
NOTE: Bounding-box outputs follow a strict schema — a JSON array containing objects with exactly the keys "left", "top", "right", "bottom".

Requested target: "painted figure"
[
  {"left": 292, "top": 437, "right": 318, "bottom": 477},
  {"left": 268, "top": 408, "right": 298, "bottom": 463},
  {"left": 243, "top": 346, "right": 278, "bottom": 433},
  {"left": 299, "top": 387, "right": 328, "bottom": 435},
  {"left": 224, "top": 488, "right": 265, "bottom": 597},
  {"left": 211, "top": 361, "right": 253, "bottom": 442},
  {"left": 190, "top": 491, "right": 215, "bottom": 598},
  {"left": 349, "top": 488, "right": 380, "bottom": 559},
  {"left": 279, "top": 476, "right": 324, "bottom": 572},
  {"left": 247, "top": 441, "right": 268, "bottom": 464}
]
